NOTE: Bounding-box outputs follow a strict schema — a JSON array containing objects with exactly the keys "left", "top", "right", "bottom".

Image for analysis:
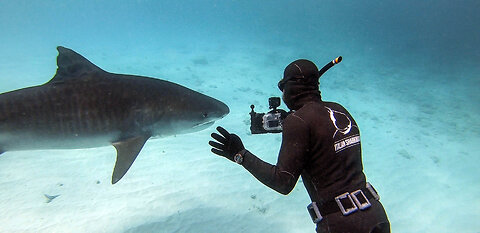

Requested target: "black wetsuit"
[{"left": 240, "top": 97, "right": 390, "bottom": 232}]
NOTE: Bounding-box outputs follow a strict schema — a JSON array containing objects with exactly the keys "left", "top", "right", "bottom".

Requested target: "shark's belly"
[{"left": 0, "top": 131, "right": 119, "bottom": 150}]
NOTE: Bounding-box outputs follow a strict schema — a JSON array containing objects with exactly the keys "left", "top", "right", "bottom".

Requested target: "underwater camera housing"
[{"left": 249, "top": 97, "right": 289, "bottom": 134}]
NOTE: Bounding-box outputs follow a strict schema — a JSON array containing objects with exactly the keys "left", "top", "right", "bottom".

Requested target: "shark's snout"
[
  {"left": 211, "top": 99, "right": 229, "bottom": 120},
  {"left": 216, "top": 101, "right": 230, "bottom": 118},
  {"left": 187, "top": 100, "right": 228, "bottom": 132}
]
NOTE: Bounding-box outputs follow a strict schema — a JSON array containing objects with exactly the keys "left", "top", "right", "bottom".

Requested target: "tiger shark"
[{"left": 0, "top": 46, "right": 229, "bottom": 184}]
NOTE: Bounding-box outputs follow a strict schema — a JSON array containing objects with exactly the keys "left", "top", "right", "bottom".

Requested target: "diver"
[{"left": 208, "top": 59, "right": 390, "bottom": 232}]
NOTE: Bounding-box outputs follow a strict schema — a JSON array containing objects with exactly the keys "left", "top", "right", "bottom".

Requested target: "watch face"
[{"left": 234, "top": 153, "right": 243, "bottom": 164}]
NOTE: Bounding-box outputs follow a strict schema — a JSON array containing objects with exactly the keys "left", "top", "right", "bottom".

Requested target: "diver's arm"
[{"left": 242, "top": 114, "right": 309, "bottom": 195}]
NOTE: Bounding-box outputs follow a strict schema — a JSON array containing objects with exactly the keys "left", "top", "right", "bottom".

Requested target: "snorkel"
[{"left": 319, "top": 56, "right": 342, "bottom": 77}]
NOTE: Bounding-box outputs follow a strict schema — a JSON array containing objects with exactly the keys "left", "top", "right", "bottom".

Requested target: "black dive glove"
[{"left": 209, "top": 126, "right": 245, "bottom": 162}]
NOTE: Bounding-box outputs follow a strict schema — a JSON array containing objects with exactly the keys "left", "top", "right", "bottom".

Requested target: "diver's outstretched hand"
[{"left": 209, "top": 126, "right": 245, "bottom": 162}]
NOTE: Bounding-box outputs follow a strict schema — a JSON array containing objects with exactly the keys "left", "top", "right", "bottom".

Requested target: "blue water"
[{"left": 0, "top": 1, "right": 479, "bottom": 232}]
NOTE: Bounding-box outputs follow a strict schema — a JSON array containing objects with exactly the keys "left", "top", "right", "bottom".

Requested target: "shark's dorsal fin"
[
  {"left": 48, "top": 46, "right": 106, "bottom": 84},
  {"left": 111, "top": 135, "right": 150, "bottom": 184}
]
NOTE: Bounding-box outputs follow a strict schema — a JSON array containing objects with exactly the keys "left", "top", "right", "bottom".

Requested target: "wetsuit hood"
[{"left": 281, "top": 59, "right": 322, "bottom": 110}]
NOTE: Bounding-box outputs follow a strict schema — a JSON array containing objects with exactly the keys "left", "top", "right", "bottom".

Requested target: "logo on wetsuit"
[{"left": 325, "top": 106, "right": 361, "bottom": 153}]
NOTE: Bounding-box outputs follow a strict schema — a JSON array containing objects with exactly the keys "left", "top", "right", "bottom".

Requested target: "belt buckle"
[
  {"left": 335, "top": 192, "right": 358, "bottom": 216},
  {"left": 307, "top": 202, "right": 323, "bottom": 223},
  {"left": 351, "top": 189, "right": 371, "bottom": 210},
  {"left": 366, "top": 182, "right": 380, "bottom": 200}
]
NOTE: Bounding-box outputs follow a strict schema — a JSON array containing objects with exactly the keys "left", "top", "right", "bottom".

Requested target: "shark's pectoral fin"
[{"left": 111, "top": 135, "right": 150, "bottom": 184}]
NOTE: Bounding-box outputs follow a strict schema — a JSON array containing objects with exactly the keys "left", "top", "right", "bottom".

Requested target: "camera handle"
[{"left": 250, "top": 105, "right": 256, "bottom": 116}]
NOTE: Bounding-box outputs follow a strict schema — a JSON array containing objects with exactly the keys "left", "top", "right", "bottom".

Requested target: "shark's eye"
[{"left": 202, "top": 113, "right": 208, "bottom": 118}]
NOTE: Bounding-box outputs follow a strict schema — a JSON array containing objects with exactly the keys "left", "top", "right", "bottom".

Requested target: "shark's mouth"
[
  {"left": 193, "top": 121, "right": 215, "bottom": 131},
  {"left": 168, "top": 120, "right": 216, "bottom": 136}
]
